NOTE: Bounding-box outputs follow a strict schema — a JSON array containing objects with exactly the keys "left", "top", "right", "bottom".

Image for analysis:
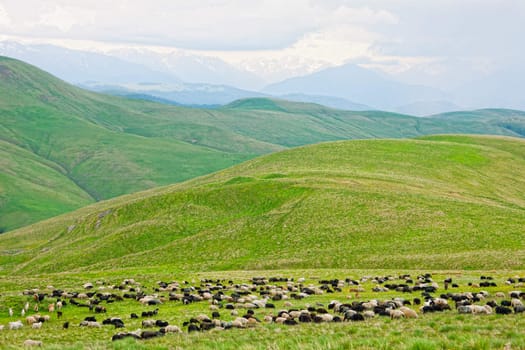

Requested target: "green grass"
[
  {"left": 1, "top": 135, "right": 524, "bottom": 275},
  {"left": 0, "top": 269, "right": 524, "bottom": 349},
  {"left": 2, "top": 56, "right": 525, "bottom": 231}
]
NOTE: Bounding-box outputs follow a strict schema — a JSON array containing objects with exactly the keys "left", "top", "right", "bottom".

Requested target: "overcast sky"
[{"left": 0, "top": 0, "right": 523, "bottom": 86}]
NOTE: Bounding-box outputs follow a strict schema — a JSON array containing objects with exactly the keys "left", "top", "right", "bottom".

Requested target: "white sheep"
[
  {"left": 9, "top": 320, "right": 23, "bottom": 330},
  {"left": 363, "top": 310, "right": 375, "bottom": 319},
  {"left": 141, "top": 320, "right": 155, "bottom": 328},
  {"left": 164, "top": 325, "right": 182, "bottom": 333},
  {"left": 23, "top": 339, "right": 42, "bottom": 347},
  {"left": 389, "top": 309, "right": 405, "bottom": 319},
  {"left": 32, "top": 322, "right": 42, "bottom": 329}
]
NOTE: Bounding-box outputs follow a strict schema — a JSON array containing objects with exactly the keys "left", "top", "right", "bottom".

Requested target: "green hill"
[
  {"left": 2, "top": 56, "right": 525, "bottom": 231},
  {"left": 1, "top": 135, "right": 524, "bottom": 275}
]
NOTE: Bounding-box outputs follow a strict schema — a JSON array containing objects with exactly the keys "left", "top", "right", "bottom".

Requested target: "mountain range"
[
  {"left": 1, "top": 56, "right": 525, "bottom": 232},
  {"left": 5, "top": 41, "right": 518, "bottom": 115}
]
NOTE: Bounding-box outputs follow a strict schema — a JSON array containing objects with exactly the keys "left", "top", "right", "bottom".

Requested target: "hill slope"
[
  {"left": 1, "top": 135, "right": 524, "bottom": 275},
  {"left": 2, "top": 56, "right": 525, "bottom": 231}
]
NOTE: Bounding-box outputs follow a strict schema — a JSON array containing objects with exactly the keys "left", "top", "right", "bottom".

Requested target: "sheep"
[
  {"left": 457, "top": 305, "right": 472, "bottom": 314},
  {"left": 112, "top": 332, "right": 141, "bottom": 341},
  {"left": 32, "top": 322, "right": 43, "bottom": 329},
  {"left": 0, "top": 325, "right": 4, "bottom": 331},
  {"left": 140, "top": 330, "right": 164, "bottom": 339},
  {"left": 155, "top": 320, "right": 169, "bottom": 327},
  {"left": 22, "top": 339, "right": 42, "bottom": 347},
  {"left": 24, "top": 302, "right": 29, "bottom": 312},
  {"left": 389, "top": 310, "right": 405, "bottom": 319},
  {"left": 48, "top": 304, "right": 55, "bottom": 313},
  {"left": 8, "top": 308, "right": 13, "bottom": 317},
  {"left": 26, "top": 316, "right": 37, "bottom": 325},
  {"left": 495, "top": 306, "right": 512, "bottom": 315},
  {"left": 103, "top": 318, "right": 125, "bottom": 328},
  {"left": 163, "top": 325, "right": 182, "bottom": 333},
  {"left": 141, "top": 320, "right": 156, "bottom": 328},
  {"left": 363, "top": 310, "right": 375, "bottom": 319},
  {"left": 511, "top": 298, "right": 523, "bottom": 308},
  {"left": 9, "top": 320, "right": 23, "bottom": 330},
  {"left": 400, "top": 306, "right": 418, "bottom": 319},
  {"left": 56, "top": 301, "right": 63, "bottom": 310},
  {"left": 471, "top": 305, "right": 491, "bottom": 314},
  {"left": 80, "top": 321, "right": 101, "bottom": 328}
]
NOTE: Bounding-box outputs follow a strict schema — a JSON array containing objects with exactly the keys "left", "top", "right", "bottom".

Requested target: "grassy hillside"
[
  {"left": 1, "top": 135, "right": 524, "bottom": 275},
  {"left": 2, "top": 56, "right": 525, "bottom": 231}
]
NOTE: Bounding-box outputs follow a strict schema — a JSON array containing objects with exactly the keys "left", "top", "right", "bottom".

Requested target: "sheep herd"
[{"left": 1, "top": 273, "right": 525, "bottom": 347}]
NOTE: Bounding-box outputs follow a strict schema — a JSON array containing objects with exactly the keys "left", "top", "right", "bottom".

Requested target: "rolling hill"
[
  {"left": 1, "top": 135, "right": 524, "bottom": 275},
  {"left": 2, "top": 55, "right": 525, "bottom": 232}
]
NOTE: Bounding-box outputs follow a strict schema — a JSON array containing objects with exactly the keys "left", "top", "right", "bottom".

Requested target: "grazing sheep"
[
  {"left": 48, "top": 304, "right": 55, "bottom": 313},
  {"left": 32, "top": 322, "right": 42, "bottom": 329},
  {"left": 164, "top": 325, "right": 182, "bottom": 333},
  {"left": 9, "top": 321, "right": 23, "bottom": 330},
  {"left": 141, "top": 320, "right": 156, "bottom": 328},
  {"left": 363, "top": 310, "right": 375, "bottom": 319},
  {"left": 389, "top": 310, "right": 405, "bottom": 319},
  {"left": 8, "top": 308, "right": 13, "bottom": 317},
  {"left": 80, "top": 321, "right": 101, "bottom": 328},
  {"left": 26, "top": 316, "right": 37, "bottom": 325},
  {"left": 471, "top": 305, "right": 491, "bottom": 314},
  {"left": 22, "top": 339, "right": 42, "bottom": 347},
  {"left": 495, "top": 306, "right": 512, "bottom": 315},
  {"left": 457, "top": 305, "right": 472, "bottom": 314},
  {"left": 141, "top": 331, "right": 164, "bottom": 339},
  {"left": 400, "top": 307, "right": 418, "bottom": 319},
  {"left": 156, "top": 320, "right": 169, "bottom": 327},
  {"left": 511, "top": 298, "right": 523, "bottom": 308}
]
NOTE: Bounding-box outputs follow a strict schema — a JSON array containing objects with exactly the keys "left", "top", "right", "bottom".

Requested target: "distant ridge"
[{"left": 1, "top": 55, "right": 525, "bottom": 231}]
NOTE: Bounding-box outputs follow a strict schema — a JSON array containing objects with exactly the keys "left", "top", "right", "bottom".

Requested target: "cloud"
[
  {"left": 0, "top": 1, "right": 523, "bottom": 88},
  {"left": 0, "top": 4, "right": 11, "bottom": 27}
]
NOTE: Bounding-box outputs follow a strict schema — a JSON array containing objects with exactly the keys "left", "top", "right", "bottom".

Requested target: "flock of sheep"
[{"left": 1, "top": 274, "right": 525, "bottom": 346}]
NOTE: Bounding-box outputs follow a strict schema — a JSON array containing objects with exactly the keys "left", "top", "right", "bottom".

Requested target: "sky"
[{"left": 0, "top": 0, "right": 524, "bottom": 87}]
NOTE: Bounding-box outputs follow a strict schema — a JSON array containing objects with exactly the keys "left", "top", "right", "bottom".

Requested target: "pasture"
[{"left": 1, "top": 269, "right": 525, "bottom": 349}]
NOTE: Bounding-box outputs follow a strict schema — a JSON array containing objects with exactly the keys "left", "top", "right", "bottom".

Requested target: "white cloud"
[
  {"left": 0, "top": 1, "right": 523, "bottom": 87},
  {"left": 0, "top": 4, "right": 11, "bottom": 27},
  {"left": 38, "top": 6, "right": 80, "bottom": 32}
]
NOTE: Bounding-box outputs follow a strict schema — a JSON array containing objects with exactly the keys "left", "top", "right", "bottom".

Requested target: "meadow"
[{"left": 1, "top": 269, "right": 525, "bottom": 349}]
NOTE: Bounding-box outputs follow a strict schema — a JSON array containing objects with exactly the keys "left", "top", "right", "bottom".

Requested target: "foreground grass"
[{"left": 1, "top": 269, "right": 524, "bottom": 349}]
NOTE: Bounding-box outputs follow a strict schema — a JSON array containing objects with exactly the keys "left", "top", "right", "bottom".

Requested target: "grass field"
[
  {"left": 1, "top": 269, "right": 524, "bottom": 349},
  {"left": 2, "top": 56, "right": 525, "bottom": 231},
  {"left": 1, "top": 135, "right": 524, "bottom": 275}
]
